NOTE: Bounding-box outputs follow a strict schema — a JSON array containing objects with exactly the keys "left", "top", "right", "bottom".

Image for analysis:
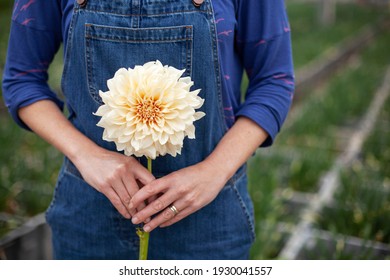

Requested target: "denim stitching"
[
  {"left": 85, "top": 25, "right": 194, "bottom": 105},
  {"left": 185, "top": 26, "right": 193, "bottom": 77},
  {"left": 45, "top": 163, "right": 66, "bottom": 221},
  {"left": 231, "top": 182, "right": 256, "bottom": 242},
  {"left": 206, "top": 0, "right": 229, "bottom": 135},
  {"left": 61, "top": 7, "right": 78, "bottom": 101},
  {"left": 85, "top": 24, "right": 193, "bottom": 41},
  {"left": 76, "top": 8, "right": 209, "bottom": 17},
  {"left": 86, "top": 36, "right": 192, "bottom": 43},
  {"left": 113, "top": 212, "right": 140, "bottom": 251},
  {"left": 85, "top": 30, "right": 101, "bottom": 105},
  {"left": 62, "top": 157, "right": 85, "bottom": 182}
]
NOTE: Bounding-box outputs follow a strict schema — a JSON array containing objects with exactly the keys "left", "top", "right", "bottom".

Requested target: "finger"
[
  {"left": 159, "top": 206, "right": 193, "bottom": 228},
  {"left": 131, "top": 188, "right": 180, "bottom": 225},
  {"left": 135, "top": 179, "right": 148, "bottom": 210},
  {"left": 122, "top": 176, "right": 139, "bottom": 198},
  {"left": 104, "top": 187, "right": 131, "bottom": 219},
  {"left": 141, "top": 194, "right": 160, "bottom": 224},
  {"left": 134, "top": 162, "right": 155, "bottom": 186},
  {"left": 147, "top": 194, "right": 159, "bottom": 205},
  {"left": 135, "top": 180, "right": 150, "bottom": 222},
  {"left": 122, "top": 162, "right": 153, "bottom": 216},
  {"left": 111, "top": 177, "right": 132, "bottom": 213},
  {"left": 121, "top": 176, "right": 142, "bottom": 216},
  {"left": 142, "top": 200, "right": 188, "bottom": 232},
  {"left": 129, "top": 177, "right": 169, "bottom": 211}
]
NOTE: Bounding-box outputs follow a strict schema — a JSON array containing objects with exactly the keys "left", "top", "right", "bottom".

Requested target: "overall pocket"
[
  {"left": 85, "top": 24, "right": 193, "bottom": 104},
  {"left": 225, "top": 173, "right": 256, "bottom": 243}
]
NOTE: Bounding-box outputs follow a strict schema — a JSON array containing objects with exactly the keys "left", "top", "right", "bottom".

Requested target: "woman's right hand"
[
  {"left": 18, "top": 100, "right": 155, "bottom": 220},
  {"left": 73, "top": 147, "right": 155, "bottom": 219}
]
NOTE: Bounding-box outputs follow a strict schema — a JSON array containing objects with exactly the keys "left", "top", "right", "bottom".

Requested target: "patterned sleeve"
[
  {"left": 235, "top": 0, "right": 295, "bottom": 146},
  {"left": 2, "top": 0, "right": 63, "bottom": 130}
]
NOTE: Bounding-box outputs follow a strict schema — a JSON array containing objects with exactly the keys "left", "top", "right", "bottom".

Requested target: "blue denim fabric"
[{"left": 46, "top": 0, "right": 255, "bottom": 259}]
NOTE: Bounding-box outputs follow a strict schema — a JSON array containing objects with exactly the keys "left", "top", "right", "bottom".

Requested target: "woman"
[{"left": 3, "top": 0, "right": 294, "bottom": 259}]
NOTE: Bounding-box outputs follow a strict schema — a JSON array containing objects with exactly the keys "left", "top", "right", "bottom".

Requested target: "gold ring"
[{"left": 169, "top": 205, "right": 179, "bottom": 216}]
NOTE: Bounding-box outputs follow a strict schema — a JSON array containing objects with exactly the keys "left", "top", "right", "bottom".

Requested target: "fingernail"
[
  {"left": 132, "top": 217, "right": 139, "bottom": 224},
  {"left": 128, "top": 202, "right": 134, "bottom": 209},
  {"left": 143, "top": 225, "right": 151, "bottom": 232}
]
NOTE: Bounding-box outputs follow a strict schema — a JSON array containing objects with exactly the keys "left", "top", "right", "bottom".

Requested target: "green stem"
[
  {"left": 137, "top": 227, "right": 149, "bottom": 260},
  {"left": 137, "top": 157, "right": 152, "bottom": 260}
]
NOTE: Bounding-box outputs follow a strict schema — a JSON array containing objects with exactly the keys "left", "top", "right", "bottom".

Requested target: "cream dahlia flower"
[{"left": 94, "top": 60, "right": 205, "bottom": 159}]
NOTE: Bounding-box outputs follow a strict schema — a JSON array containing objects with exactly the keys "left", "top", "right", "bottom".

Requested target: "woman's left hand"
[
  {"left": 129, "top": 117, "right": 270, "bottom": 232},
  {"left": 128, "top": 160, "right": 228, "bottom": 232}
]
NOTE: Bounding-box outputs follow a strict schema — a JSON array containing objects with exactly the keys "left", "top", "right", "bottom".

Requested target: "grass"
[
  {"left": 241, "top": 2, "right": 386, "bottom": 117},
  {"left": 0, "top": 117, "right": 62, "bottom": 235},
  {"left": 0, "top": 1, "right": 13, "bottom": 66},
  {"left": 314, "top": 95, "right": 390, "bottom": 245},
  {"left": 250, "top": 26, "right": 390, "bottom": 194},
  {"left": 287, "top": 2, "right": 386, "bottom": 68},
  {"left": 249, "top": 27, "right": 390, "bottom": 259},
  {"left": 299, "top": 234, "right": 390, "bottom": 260}
]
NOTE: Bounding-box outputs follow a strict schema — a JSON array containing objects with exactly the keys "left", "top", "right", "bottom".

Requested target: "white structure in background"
[{"left": 318, "top": 0, "right": 336, "bottom": 26}]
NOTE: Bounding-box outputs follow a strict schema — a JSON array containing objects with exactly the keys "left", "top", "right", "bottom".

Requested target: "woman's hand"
[
  {"left": 128, "top": 160, "right": 228, "bottom": 232},
  {"left": 18, "top": 100, "right": 155, "bottom": 220},
  {"left": 73, "top": 147, "right": 155, "bottom": 219},
  {"left": 128, "top": 117, "right": 269, "bottom": 232}
]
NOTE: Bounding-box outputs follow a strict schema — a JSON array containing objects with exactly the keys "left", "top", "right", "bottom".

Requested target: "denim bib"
[{"left": 46, "top": 0, "right": 255, "bottom": 259}]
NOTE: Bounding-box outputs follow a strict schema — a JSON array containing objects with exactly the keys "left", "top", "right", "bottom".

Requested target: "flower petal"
[{"left": 93, "top": 61, "right": 205, "bottom": 158}]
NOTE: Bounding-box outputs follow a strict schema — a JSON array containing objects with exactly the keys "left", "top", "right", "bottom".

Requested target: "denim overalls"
[{"left": 45, "top": 0, "right": 255, "bottom": 259}]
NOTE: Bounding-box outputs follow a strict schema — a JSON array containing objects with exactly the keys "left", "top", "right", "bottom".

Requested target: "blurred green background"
[{"left": 0, "top": 0, "right": 389, "bottom": 259}]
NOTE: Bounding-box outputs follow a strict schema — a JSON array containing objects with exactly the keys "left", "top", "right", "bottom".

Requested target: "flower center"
[{"left": 136, "top": 98, "right": 162, "bottom": 125}]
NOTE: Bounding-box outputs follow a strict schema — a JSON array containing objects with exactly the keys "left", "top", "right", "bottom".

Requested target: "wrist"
[
  {"left": 200, "top": 155, "right": 235, "bottom": 186},
  {"left": 66, "top": 136, "right": 103, "bottom": 167}
]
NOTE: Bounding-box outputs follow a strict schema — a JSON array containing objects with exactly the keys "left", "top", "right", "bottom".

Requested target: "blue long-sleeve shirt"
[{"left": 2, "top": 0, "right": 294, "bottom": 146}]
